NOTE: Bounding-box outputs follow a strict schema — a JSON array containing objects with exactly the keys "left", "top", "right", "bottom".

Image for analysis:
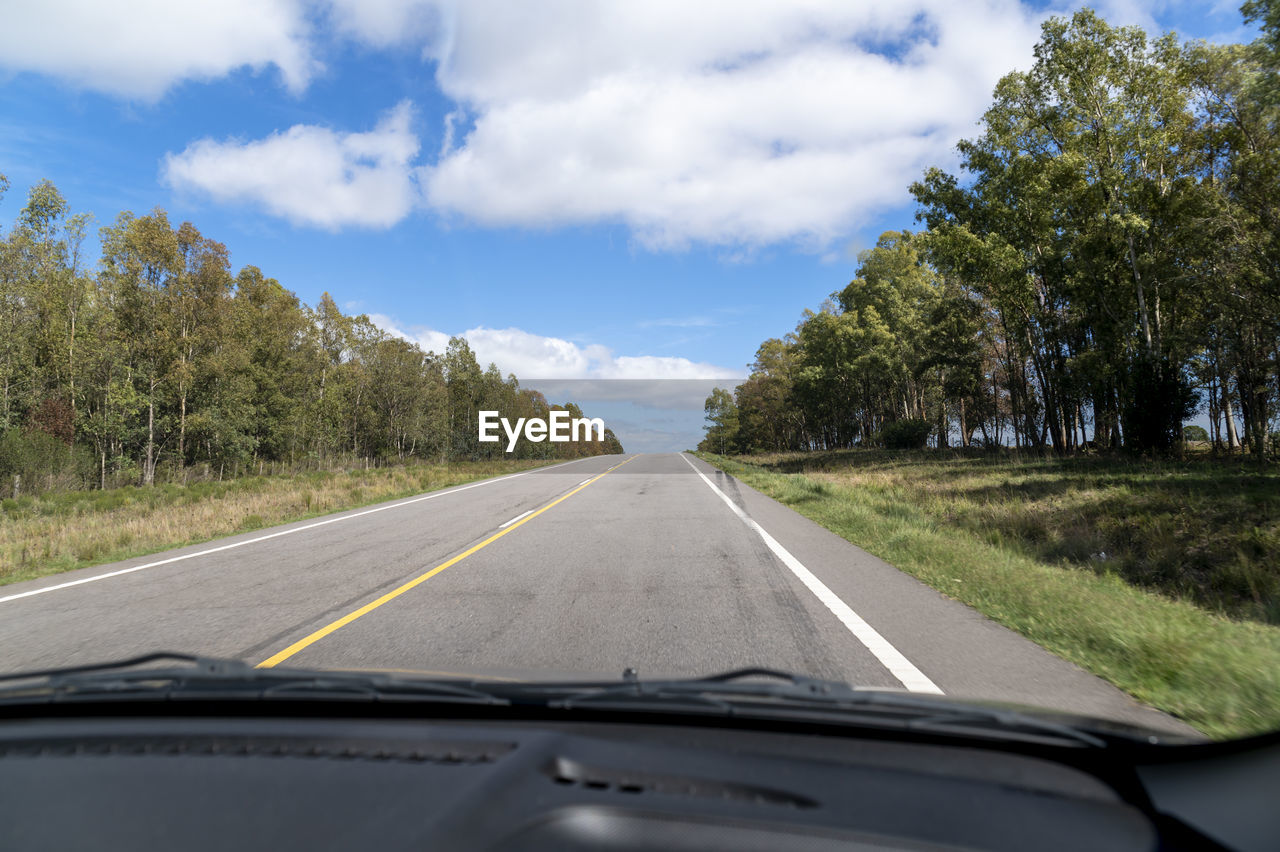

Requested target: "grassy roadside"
[
  {"left": 695, "top": 451, "right": 1280, "bottom": 740},
  {"left": 0, "top": 458, "right": 556, "bottom": 586}
]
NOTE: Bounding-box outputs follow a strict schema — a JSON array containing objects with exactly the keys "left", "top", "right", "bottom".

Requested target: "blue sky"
[{"left": 0, "top": 1, "right": 1257, "bottom": 450}]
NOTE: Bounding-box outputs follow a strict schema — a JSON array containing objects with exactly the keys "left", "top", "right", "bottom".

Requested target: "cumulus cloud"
[
  {"left": 413, "top": 0, "right": 1048, "bottom": 248},
  {"left": 325, "top": 0, "right": 446, "bottom": 48},
  {"left": 142, "top": 0, "right": 1049, "bottom": 243},
  {"left": 0, "top": 0, "right": 316, "bottom": 98},
  {"left": 162, "top": 102, "right": 420, "bottom": 229},
  {"left": 137, "top": 0, "right": 1227, "bottom": 246},
  {"left": 367, "top": 315, "right": 738, "bottom": 382}
]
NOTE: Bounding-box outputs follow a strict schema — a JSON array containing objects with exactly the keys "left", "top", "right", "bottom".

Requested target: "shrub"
[
  {"left": 878, "top": 419, "right": 933, "bottom": 449},
  {"left": 1121, "top": 354, "right": 1198, "bottom": 452},
  {"left": 0, "top": 428, "right": 94, "bottom": 494}
]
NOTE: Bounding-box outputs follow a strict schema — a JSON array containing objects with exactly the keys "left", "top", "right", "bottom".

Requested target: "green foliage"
[
  {"left": 0, "top": 428, "right": 93, "bottom": 492},
  {"left": 0, "top": 184, "right": 621, "bottom": 497},
  {"left": 877, "top": 419, "right": 933, "bottom": 450},
  {"left": 1121, "top": 355, "right": 1200, "bottom": 452},
  {"left": 698, "top": 387, "right": 739, "bottom": 454},
  {"left": 704, "top": 6, "right": 1279, "bottom": 462},
  {"left": 1183, "top": 425, "right": 1209, "bottom": 442}
]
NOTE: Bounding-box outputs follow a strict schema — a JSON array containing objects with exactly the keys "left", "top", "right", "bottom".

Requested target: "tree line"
[
  {"left": 0, "top": 181, "right": 622, "bottom": 494},
  {"left": 703, "top": 5, "right": 1280, "bottom": 458}
]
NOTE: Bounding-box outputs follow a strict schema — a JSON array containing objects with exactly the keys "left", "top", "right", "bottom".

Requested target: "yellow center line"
[{"left": 256, "top": 455, "right": 635, "bottom": 668}]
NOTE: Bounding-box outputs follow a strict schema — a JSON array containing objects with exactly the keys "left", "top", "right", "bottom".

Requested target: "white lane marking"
[
  {"left": 578, "top": 478, "right": 593, "bottom": 486},
  {"left": 680, "top": 454, "right": 943, "bottom": 695},
  {"left": 499, "top": 510, "right": 534, "bottom": 529},
  {"left": 0, "top": 457, "right": 603, "bottom": 605}
]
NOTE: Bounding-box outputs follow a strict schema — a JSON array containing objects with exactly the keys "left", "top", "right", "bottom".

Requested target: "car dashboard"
[{"left": 1, "top": 707, "right": 1245, "bottom": 851}]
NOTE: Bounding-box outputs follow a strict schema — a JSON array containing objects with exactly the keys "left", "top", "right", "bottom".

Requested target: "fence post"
[{"left": 11, "top": 474, "right": 18, "bottom": 500}]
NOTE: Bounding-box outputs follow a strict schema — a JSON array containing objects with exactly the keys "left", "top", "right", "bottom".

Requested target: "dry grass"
[{"left": 0, "top": 459, "right": 550, "bottom": 585}]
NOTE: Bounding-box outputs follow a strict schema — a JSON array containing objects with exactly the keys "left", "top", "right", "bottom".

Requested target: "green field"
[
  {"left": 696, "top": 450, "right": 1280, "bottom": 740},
  {"left": 0, "top": 458, "right": 551, "bottom": 586}
]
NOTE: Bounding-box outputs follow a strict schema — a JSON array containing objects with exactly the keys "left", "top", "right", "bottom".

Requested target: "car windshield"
[{"left": 0, "top": 1, "right": 1277, "bottom": 746}]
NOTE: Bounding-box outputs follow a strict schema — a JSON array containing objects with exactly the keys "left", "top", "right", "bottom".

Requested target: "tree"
[
  {"left": 913, "top": 10, "right": 1207, "bottom": 453},
  {"left": 700, "top": 387, "right": 739, "bottom": 454},
  {"left": 0, "top": 177, "right": 621, "bottom": 494},
  {"left": 718, "top": 5, "right": 1277, "bottom": 459},
  {"left": 444, "top": 337, "right": 484, "bottom": 460},
  {"left": 99, "top": 210, "right": 183, "bottom": 484},
  {"left": 920, "top": 278, "right": 986, "bottom": 447}
]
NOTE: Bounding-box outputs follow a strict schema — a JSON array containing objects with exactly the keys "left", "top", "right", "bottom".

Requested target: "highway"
[{"left": 0, "top": 452, "right": 1190, "bottom": 733}]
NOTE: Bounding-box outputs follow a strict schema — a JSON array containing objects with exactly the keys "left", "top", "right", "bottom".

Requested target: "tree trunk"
[
  {"left": 68, "top": 310, "right": 76, "bottom": 421},
  {"left": 1208, "top": 375, "right": 1221, "bottom": 451},
  {"left": 143, "top": 382, "right": 156, "bottom": 486},
  {"left": 178, "top": 390, "right": 186, "bottom": 468},
  {"left": 1222, "top": 376, "right": 1240, "bottom": 451},
  {"left": 1246, "top": 387, "right": 1267, "bottom": 460},
  {"left": 1239, "top": 387, "right": 1253, "bottom": 453},
  {"left": 1126, "top": 233, "right": 1154, "bottom": 354}
]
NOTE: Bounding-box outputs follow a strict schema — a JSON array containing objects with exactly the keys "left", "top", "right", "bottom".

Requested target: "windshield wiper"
[
  {"left": 533, "top": 667, "right": 1112, "bottom": 748},
  {"left": 0, "top": 656, "right": 1135, "bottom": 747},
  {"left": 0, "top": 652, "right": 509, "bottom": 706}
]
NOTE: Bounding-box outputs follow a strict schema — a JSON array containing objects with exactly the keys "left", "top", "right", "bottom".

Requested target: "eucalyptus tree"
[
  {"left": 168, "top": 222, "right": 234, "bottom": 467},
  {"left": 734, "top": 336, "right": 804, "bottom": 452},
  {"left": 701, "top": 387, "right": 739, "bottom": 454},
  {"left": 99, "top": 210, "right": 184, "bottom": 484},
  {"left": 216, "top": 266, "right": 315, "bottom": 467},
  {"left": 308, "top": 292, "right": 357, "bottom": 461},
  {"left": 443, "top": 336, "right": 484, "bottom": 459},
  {"left": 0, "top": 172, "right": 16, "bottom": 430},
  {"left": 915, "top": 10, "right": 1204, "bottom": 451},
  {"left": 1184, "top": 16, "right": 1280, "bottom": 458},
  {"left": 712, "top": 5, "right": 1278, "bottom": 458},
  {"left": 366, "top": 335, "right": 434, "bottom": 460},
  {"left": 835, "top": 231, "right": 936, "bottom": 427},
  {"left": 13, "top": 182, "right": 94, "bottom": 432},
  {"left": 919, "top": 278, "right": 987, "bottom": 447}
]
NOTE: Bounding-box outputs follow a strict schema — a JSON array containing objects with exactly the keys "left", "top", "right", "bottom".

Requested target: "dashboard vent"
[
  {"left": 546, "top": 757, "right": 817, "bottom": 809},
  {"left": 0, "top": 736, "right": 516, "bottom": 765}
]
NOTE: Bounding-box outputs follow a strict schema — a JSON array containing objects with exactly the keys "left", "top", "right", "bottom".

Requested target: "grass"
[
  {"left": 0, "top": 458, "right": 554, "bottom": 586},
  {"left": 695, "top": 450, "right": 1280, "bottom": 740}
]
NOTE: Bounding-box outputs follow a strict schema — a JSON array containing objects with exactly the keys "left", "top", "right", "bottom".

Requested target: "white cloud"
[
  {"left": 325, "top": 0, "right": 446, "bottom": 48},
  {"left": 367, "top": 315, "right": 738, "bottom": 381},
  {"left": 599, "top": 356, "right": 738, "bottom": 381},
  {"left": 134, "top": 0, "right": 1228, "bottom": 246},
  {"left": 0, "top": 0, "right": 316, "bottom": 99},
  {"left": 411, "top": 0, "right": 1048, "bottom": 248},
  {"left": 162, "top": 102, "right": 420, "bottom": 229}
]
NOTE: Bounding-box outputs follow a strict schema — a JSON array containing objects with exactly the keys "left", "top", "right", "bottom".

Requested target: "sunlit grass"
[
  {"left": 0, "top": 459, "right": 551, "bottom": 586},
  {"left": 697, "top": 450, "right": 1280, "bottom": 740}
]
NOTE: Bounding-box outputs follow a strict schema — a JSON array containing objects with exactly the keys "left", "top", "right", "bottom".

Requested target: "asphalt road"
[{"left": 0, "top": 452, "right": 1191, "bottom": 733}]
